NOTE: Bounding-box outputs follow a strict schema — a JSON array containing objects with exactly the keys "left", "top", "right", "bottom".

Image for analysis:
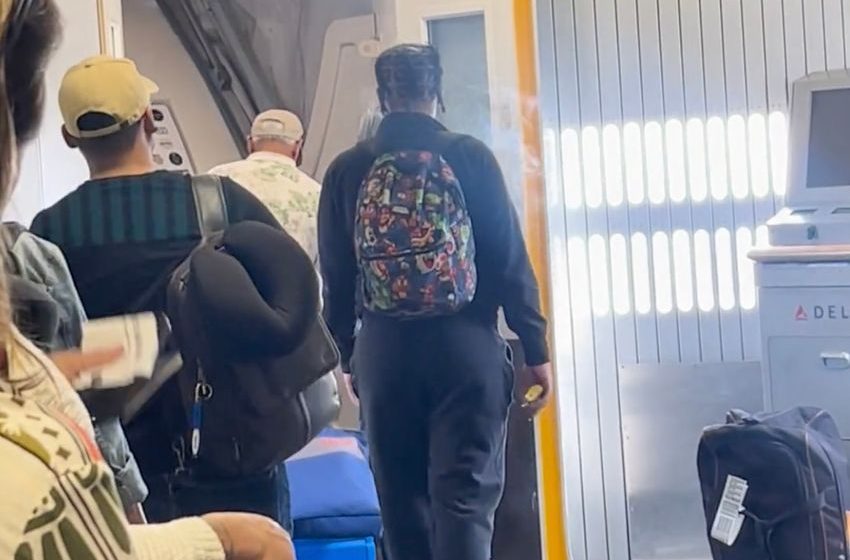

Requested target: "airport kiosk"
[{"left": 752, "top": 70, "right": 850, "bottom": 438}]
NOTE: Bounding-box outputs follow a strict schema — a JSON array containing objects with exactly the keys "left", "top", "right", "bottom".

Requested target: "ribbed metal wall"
[{"left": 535, "top": 1, "right": 850, "bottom": 558}]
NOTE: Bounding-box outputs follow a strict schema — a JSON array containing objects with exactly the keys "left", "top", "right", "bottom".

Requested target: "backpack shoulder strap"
[
  {"left": 191, "top": 174, "right": 229, "bottom": 238},
  {"left": 355, "top": 139, "right": 381, "bottom": 164},
  {"left": 432, "top": 131, "right": 463, "bottom": 157}
]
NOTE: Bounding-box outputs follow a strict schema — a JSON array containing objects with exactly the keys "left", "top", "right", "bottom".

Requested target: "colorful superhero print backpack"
[{"left": 354, "top": 148, "right": 477, "bottom": 318}]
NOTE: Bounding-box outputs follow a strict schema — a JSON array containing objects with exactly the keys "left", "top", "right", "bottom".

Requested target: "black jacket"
[{"left": 319, "top": 112, "right": 549, "bottom": 367}]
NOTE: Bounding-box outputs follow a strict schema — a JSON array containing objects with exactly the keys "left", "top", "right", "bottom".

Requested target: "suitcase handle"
[{"left": 821, "top": 351, "right": 850, "bottom": 370}]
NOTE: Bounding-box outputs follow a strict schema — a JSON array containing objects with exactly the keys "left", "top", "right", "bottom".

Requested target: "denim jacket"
[
  {"left": 5, "top": 224, "right": 86, "bottom": 350},
  {"left": 3, "top": 223, "right": 148, "bottom": 507}
]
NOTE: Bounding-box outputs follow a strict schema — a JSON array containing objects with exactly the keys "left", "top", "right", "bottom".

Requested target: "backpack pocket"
[{"left": 360, "top": 241, "right": 476, "bottom": 317}]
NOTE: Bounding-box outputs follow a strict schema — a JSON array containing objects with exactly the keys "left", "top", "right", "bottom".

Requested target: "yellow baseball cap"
[{"left": 59, "top": 56, "right": 159, "bottom": 139}]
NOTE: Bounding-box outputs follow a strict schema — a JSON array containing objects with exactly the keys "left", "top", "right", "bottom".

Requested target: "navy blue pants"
[
  {"left": 143, "top": 465, "right": 293, "bottom": 534},
  {"left": 354, "top": 314, "right": 513, "bottom": 560}
]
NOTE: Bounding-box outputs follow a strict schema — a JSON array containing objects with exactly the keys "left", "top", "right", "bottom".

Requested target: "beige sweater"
[{"left": 0, "top": 326, "right": 225, "bottom": 560}]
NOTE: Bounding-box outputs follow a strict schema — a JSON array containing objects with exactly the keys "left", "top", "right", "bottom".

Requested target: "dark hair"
[
  {"left": 76, "top": 112, "right": 143, "bottom": 160},
  {"left": 375, "top": 44, "right": 445, "bottom": 113},
  {"left": 4, "top": 0, "right": 60, "bottom": 144},
  {"left": 0, "top": 0, "right": 61, "bottom": 339}
]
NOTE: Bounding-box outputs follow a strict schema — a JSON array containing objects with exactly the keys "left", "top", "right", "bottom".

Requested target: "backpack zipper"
[{"left": 359, "top": 240, "right": 450, "bottom": 261}]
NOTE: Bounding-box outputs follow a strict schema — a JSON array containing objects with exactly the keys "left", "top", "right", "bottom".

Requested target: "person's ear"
[
  {"left": 247, "top": 136, "right": 254, "bottom": 154},
  {"left": 61, "top": 126, "right": 79, "bottom": 149},
  {"left": 294, "top": 140, "right": 304, "bottom": 166}
]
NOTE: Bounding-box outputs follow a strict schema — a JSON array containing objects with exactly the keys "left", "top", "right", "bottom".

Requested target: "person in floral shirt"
[{"left": 210, "top": 110, "right": 321, "bottom": 267}]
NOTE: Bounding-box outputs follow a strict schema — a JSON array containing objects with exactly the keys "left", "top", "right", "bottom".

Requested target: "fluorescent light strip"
[
  {"left": 666, "top": 119, "right": 687, "bottom": 203},
  {"left": 568, "top": 237, "right": 592, "bottom": 318},
  {"left": 686, "top": 118, "right": 708, "bottom": 203},
  {"left": 652, "top": 231, "right": 673, "bottom": 314},
  {"left": 715, "top": 228, "right": 736, "bottom": 311},
  {"left": 603, "top": 124, "right": 624, "bottom": 207},
  {"left": 588, "top": 234, "right": 611, "bottom": 316},
  {"left": 736, "top": 227, "right": 756, "bottom": 310},
  {"left": 631, "top": 232, "right": 652, "bottom": 314},
  {"left": 645, "top": 121, "right": 666, "bottom": 205},
  {"left": 728, "top": 115, "right": 750, "bottom": 199},
  {"left": 582, "top": 126, "right": 604, "bottom": 209},
  {"left": 748, "top": 113, "right": 770, "bottom": 198},
  {"left": 707, "top": 117, "right": 729, "bottom": 201},
  {"left": 693, "top": 229, "right": 716, "bottom": 312},
  {"left": 562, "top": 128, "right": 583, "bottom": 209},
  {"left": 610, "top": 233, "right": 631, "bottom": 315},
  {"left": 673, "top": 229, "right": 695, "bottom": 312},
  {"left": 624, "top": 122, "right": 646, "bottom": 205},
  {"left": 769, "top": 111, "right": 788, "bottom": 197}
]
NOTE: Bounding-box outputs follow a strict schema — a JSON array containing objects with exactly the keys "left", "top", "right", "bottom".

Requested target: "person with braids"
[
  {"left": 319, "top": 43, "right": 553, "bottom": 560},
  {"left": 0, "top": 1, "right": 294, "bottom": 558}
]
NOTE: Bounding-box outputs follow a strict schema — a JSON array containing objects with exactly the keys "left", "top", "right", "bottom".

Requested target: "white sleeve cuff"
[{"left": 130, "top": 517, "right": 225, "bottom": 560}]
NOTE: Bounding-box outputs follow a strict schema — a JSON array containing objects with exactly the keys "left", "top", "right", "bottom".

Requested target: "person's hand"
[
  {"left": 518, "top": 362, "right": 553, "bottom": 416},
  {"left": 202, "top": 512, "right": 293, "bottom": 560},
  {"left": 342, "top": 371, "right": 359, "bottom": 406},
  {"left": 125, "top": 503, "right": 147, "bottom": 525},
  {"left": 49, "top": 347, "right": 124, "bottom": 383}
]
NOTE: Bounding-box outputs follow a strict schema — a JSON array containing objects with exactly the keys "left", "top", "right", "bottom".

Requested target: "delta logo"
[{"left": 794, "top": 304, "right": 850, "bottom": 321}]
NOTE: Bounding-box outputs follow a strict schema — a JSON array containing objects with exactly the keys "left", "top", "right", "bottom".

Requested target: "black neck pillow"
[{"left": 185, "top": 221, "right": 319, "bottom": 359}]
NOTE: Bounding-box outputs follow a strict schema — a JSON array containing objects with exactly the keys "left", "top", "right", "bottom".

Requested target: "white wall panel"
[
  {"left": 844, "top": 0, "right": 850, "bottom": 65},
  {"left": 804, "top": 0, "right": 828, "bottom": 73},
  {"left": 536, "top": 0, "right": 849, "bottom": 557}
]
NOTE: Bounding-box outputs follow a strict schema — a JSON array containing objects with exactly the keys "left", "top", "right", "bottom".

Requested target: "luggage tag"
[
  {"left": 190, "top": 380, "right": 213, "bottom": 458},
  {"left": 711, "top": 475, "right": 748, "bottom": 546}
]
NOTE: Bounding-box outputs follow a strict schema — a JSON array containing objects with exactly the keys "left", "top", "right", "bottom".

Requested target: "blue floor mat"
[
  {"left": 294, "top": 538, "right": 377, "bottom": 560},
  {"left": 286, "top": 429, "right": 382, "bottom": 539}
]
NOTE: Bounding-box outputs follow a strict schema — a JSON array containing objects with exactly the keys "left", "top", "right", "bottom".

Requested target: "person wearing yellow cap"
[
  {"left": 0, "top": 1, "right": 293, "bottom": 560},
  {"left": 30, "top": 55, "right": 293, "bottom": 530},
  {"left": 210, "top": 109, "right": 321, "bottom": 267}
]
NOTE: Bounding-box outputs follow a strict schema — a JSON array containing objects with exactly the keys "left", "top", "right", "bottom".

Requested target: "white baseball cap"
[{"left": 251, "top": 110, "right": 305, "bottom": 143}]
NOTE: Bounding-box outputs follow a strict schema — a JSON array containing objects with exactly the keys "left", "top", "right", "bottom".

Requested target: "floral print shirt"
[{"left": 210, "top": 152, "right": 321, "bottom": 266}]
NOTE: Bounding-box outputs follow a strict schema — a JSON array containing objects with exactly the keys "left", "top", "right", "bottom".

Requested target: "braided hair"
[{"left": 375, "top": 44, "right": 445, "bottom": 114}]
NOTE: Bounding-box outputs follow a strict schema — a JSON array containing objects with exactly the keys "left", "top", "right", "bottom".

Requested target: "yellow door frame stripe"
[{"left": 513, "top": 1, "right": 569, "bottom": 559}]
